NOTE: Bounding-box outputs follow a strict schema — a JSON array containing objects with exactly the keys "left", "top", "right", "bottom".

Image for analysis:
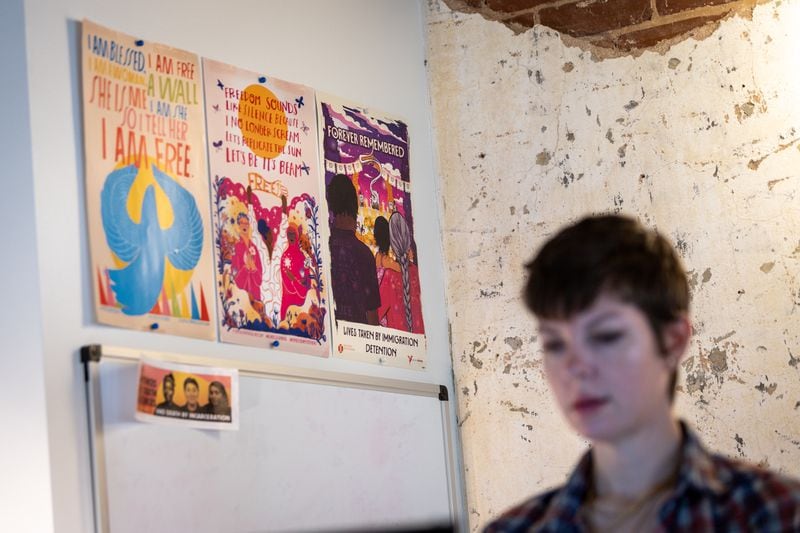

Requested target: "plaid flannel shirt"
[{"left": 485, "top": 422, "right": 800, "bottom": 532}]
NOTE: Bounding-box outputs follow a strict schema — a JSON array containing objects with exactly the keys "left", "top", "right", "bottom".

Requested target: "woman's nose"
[{"left": 565, "top": 346, "right": 596, "bottom": 378}]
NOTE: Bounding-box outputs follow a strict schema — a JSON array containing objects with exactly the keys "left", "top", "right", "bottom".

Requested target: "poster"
[
  {"left": 318, "top": 95, "right": 426, "bottom": 369},
  {"left": 203, "top": 59, "right": 329, "bottom": 357},
  {"left": 81, "top": 20, "right": 215, "bottom": 339},
  {"left": 135, "top": 358, "right": 239, "bottom": 431}
]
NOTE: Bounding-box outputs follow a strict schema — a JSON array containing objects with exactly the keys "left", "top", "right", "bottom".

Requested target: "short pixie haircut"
[{"left": 524, "top": 215, "right": 689, "bottom": 397}]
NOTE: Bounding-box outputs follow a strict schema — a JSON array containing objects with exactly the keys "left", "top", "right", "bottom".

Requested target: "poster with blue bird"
[
  {"left": 82, "top": 20, "right": 216, "bottom": 339},
  {"left": 203, "top": 58, "right": 330, "bottom": 357}
]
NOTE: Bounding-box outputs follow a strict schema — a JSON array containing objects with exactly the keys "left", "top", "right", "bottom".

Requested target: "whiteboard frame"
[{"left": 80, "top": 344, "right": 460, "bottom": 533}]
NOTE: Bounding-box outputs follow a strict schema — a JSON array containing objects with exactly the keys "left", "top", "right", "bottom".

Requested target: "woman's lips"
[{"left": 572, "top": 397, "right": 608, "bottom": 412}]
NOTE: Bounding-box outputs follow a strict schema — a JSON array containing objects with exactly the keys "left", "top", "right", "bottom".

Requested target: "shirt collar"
[
  {"left": 539, "top": 420, "right": 728, "bottom": 525},
  {"left": 538, "top": 449, "right": 593, "bottom": 525},
  {"left": 675, "top": 420, "right": 730, "bottom": 496}
]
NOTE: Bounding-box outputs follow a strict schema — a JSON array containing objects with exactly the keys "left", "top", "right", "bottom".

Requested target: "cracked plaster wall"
[{"left": 425, "top": 0, "right": 800, "bottom": 529}]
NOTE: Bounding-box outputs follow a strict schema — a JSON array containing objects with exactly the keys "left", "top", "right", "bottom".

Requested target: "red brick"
[
  {"left": 442, "top": 0, "right": 485, "bottom": 12},
  {"left": 506, "top": 12, "right": 537, "bottom": 27},
  {"left": 600, "top": 12, "right": 729, "bottom": 50},
  {"left": 539, "top": 0, "right": 654, "bottom": 37},
  {"left": 485, "top": 0, "right": 552, "bottom": 13},
  {"left": 656, "top": 0, "right": 736, "bottom": 16}
]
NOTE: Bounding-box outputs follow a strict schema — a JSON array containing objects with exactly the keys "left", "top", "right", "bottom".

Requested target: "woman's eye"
[
  {"left": 590, "top": 331, "right": 624, "bottom": 345},
  {"left": 542, "top": 340, "right": 565, "bottom": 354}
]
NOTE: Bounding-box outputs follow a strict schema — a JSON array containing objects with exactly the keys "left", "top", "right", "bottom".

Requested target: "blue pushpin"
[
  {"left": 271, "top": 340, "right": 280, "bottom": 347},
  {"left": 135, "top": 39, "right": 144, "bottom": 46},
  {"left": 258, "top": 76, "right": 267, "bottom": 83},
  {"left": 150, "top": 322, "right": 159, "bottom": 330}
]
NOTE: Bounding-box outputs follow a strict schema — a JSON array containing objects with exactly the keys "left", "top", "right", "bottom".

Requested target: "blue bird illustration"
[{"left": 101, "top": 164, "right": 204, "bottom": 315}]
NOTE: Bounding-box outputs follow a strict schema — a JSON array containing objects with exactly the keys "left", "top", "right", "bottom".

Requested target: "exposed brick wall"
[{"left": 442, "top": 0, "right": 765, "bottom": 56}]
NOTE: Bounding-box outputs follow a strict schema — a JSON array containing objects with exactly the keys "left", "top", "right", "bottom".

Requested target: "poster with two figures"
[{"left": 82, "top": 20, "right": 426, "bottom": 368}]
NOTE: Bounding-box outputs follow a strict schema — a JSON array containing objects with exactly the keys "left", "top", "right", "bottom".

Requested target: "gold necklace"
[{"left": 585, "top": 466, "right": 679, "bottom": 532}]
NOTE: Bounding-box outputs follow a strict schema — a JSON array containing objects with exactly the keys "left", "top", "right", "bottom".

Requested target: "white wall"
[
  {"left": 0, "top": 0, "right": 54, "bottom": 531},
  {"left": 21, "top": 1, "right": 459, "bottom": 531}
]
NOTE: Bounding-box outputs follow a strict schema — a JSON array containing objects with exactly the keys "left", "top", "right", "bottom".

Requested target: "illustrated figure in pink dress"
[
  {"left": 376, "top": 213, "right": 424, "bottom": 334},
  {"left": 280, "top": 223, "right": 310, "bottom": 320},
  {"left": 231, "top": 212, "right": 263, "bottom": 303}
]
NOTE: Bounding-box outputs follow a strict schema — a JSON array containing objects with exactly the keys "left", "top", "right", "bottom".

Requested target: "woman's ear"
[{"left": 662, "top": 315, "right": 692, "bottom": 368}]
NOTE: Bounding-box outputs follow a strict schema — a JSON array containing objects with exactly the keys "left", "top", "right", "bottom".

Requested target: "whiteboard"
[{"left": 85, "top": 347, "right": 456, "bottom": 533}]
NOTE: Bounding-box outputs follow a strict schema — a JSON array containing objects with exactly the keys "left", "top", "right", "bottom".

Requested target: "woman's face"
[
  {"left": 237, "top": 216, "right": 250, "bottom": 238},
  {"left": 184, "top": 383, "right": 199, "bottom": 408},
  {"left": 208, "top": 384, "right": 223, "bottom": 406},
  {"left": 163, "top": 378, "right": 174, "bottom": 402},
  {"left": 538, "top": 294, "right": 681, "bottom": 445}
]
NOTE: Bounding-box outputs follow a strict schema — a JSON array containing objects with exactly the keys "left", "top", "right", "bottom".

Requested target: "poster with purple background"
[{"left": 318, "top": 94, "right": 426, "bottom": 369}]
